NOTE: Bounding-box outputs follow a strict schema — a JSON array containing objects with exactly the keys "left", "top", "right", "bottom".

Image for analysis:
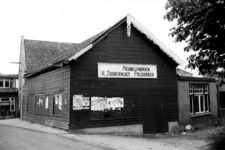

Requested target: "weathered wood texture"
[
  {"left": 22, "top": 66, "right": 70, "bottom": 130},
  {"left": 70, "top": 22, "right": 178, "bottom": 131}
]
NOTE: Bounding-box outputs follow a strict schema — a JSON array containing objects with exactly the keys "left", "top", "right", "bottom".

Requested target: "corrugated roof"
[{"left": 24, "top": 15, "right": 184, "bottom": 77}]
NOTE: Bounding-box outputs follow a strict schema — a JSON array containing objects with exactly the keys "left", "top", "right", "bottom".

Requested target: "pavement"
[{"left": 0, "top": 118, "right": 189, "bottom": 150}]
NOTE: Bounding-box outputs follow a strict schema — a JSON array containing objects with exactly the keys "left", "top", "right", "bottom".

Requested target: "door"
[{"left": 143, "top": 95, "right": 168, "bottom": 134}]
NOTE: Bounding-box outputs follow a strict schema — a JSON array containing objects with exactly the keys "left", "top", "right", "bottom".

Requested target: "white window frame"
[
  {"left": 0, "top": 78, "right": 16, "bottom": 88},
  {"left": 190, "top": 84, "right": 210, "bottom": 115},
  {"left": 0, "top": 97, "right": 15, "bottom": 112}
]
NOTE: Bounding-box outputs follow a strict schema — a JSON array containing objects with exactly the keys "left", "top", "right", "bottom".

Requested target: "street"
[{"left": 0, "top": 125, "right": 114, "bottom": 150}]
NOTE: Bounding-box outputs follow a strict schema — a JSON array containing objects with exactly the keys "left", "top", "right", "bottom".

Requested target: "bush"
[{"left": 207, "top": 126, "right": 225, "bottom": 150}]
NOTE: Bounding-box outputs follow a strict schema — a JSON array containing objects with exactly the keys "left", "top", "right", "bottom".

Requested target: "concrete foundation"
[
  {"left": 74, "top": 124, "right": 143, "bottom": 135},
  {"left": 168, "top": 121, "right": 178, "bottom": 132}
]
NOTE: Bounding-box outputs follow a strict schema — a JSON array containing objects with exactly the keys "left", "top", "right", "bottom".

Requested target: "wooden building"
[
  {"left": 0, "top": 74, "right": 19, "bottom": 118},
  {"left": 19, "top": 15, "right": 184, "bottom": 134}
]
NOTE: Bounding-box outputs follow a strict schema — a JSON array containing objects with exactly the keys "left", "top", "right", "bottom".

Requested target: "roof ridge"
[{"left": 24, "top": 38, "right": 78, "bottom": 44}]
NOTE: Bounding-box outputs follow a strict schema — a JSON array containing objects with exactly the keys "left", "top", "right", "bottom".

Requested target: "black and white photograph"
[{"left": 0, "top": 0, "right": 225, "bottom": 149}]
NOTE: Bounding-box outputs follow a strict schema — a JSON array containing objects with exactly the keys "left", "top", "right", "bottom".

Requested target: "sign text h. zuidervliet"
[{"left": 98, "top": 63, "right": 157, "bottom": 78}]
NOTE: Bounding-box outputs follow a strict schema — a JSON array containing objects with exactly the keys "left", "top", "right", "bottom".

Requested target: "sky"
[{"left": 0, "top": 0, "right": 195, "bottom": 75}]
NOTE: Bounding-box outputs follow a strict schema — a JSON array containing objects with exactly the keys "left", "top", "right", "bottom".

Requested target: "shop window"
[
  {"left": 190, "top": 84, "right": 210, "bottom": 115},
  {"left": 10, "top": 98, "right": 15, "bottom": 111},
  {"left": 89, "top": 96, "right": 137, "bottom": 120},
  {"left": 219, "top": 92, "right": 225, "bottom": 108},
  {"left": 35, "top": 95, "right": 50, "bottom": 115},
  {"left": 53, "top": 94, "right": 63, "bottom": 115},
  {"left": 0, "top": 97, "right": 15, "bottom": 112}
]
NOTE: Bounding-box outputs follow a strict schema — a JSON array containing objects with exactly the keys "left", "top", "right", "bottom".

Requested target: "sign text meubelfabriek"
[{"left": 98, "top": 63, "right": 157, "bottom": 78}]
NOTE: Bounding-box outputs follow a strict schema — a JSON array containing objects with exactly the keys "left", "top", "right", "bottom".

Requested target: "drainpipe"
[{"left": 217, "top": 84, "right": 220, "bottom": 118}]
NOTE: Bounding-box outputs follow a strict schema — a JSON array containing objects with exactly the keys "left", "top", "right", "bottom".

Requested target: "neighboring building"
[
  {"left": 0, "top": 74, "right": 19, "bottom": 118},
  {"left": 19, "top": 15, "right": 185, "bottom": 134},
  {"left": 205, "top": 71, "right": 225, "bottom": 118},
  {"left": 176, "top": 68, "right": 193, "bottom": 77},
  {"left": 177, "top": 76, "right": 218, "bottom": 125},
  {"left": 18, "top": 37, "right": 77, "bottom": 118}
]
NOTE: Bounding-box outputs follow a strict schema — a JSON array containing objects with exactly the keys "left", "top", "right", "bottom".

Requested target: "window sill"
[{"left": 191, "top": 112, "right": 211, "bottom": 118}]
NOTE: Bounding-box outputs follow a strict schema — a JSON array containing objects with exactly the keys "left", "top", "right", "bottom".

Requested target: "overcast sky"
[{"left": 0, "top": 0, "right": 191, "bottom": 75}]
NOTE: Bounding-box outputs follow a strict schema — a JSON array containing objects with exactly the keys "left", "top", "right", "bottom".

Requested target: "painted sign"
[{"left": 98, "top": 63, "right": 157, "bottom": 78}]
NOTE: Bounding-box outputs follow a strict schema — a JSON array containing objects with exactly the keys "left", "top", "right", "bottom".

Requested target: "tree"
[{"left": 164, "top": 0, "right": 225, "bottom": 75}]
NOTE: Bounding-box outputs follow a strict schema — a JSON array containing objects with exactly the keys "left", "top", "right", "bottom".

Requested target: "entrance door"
[{"left": 143, "top": 95, "right": 168, "bottom": 134}]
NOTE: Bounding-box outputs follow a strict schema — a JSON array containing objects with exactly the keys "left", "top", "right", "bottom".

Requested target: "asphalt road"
[{"left": 0, "top": 125, "right": 114, "bottom": 150}]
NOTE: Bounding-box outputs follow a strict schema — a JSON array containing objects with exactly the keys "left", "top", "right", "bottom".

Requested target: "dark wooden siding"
[
  {"left": 70, "top": 22, "right": 178, "bottom": 130},
  {"left": 22, "top": 66, "right": 70, "bottom": 130}
]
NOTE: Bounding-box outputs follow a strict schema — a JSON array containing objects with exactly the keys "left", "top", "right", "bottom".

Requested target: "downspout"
[{"left": 217, "top": 84, "right": 220, "bottom": 118}]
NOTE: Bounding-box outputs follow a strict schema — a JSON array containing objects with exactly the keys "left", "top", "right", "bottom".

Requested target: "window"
[
  {"left": 0, "top": 97, "right": 15, "bottom": 112},
  {"left": 0, "top": 79, "right": 3, "bottom": 87},
  {"left": 190, "top": 84, "right": 210, "bottom": 115},
  {"left": 219, "top": 92, "right": 225, "bottom": 108},
  {"left": 10, "top": 79, "right": 14, "bottom": 88},
  {"left": 5, "top": 79, "right": 9, "bottom": 88},
  {"left": 10, "top": 98, "right": 15, "bottom": 111},
  {"left": 0, "top": 78, "right": 16, "bottom": 88},
  {"left": 53, "top": 94, "right": 63, "bottom": 115}
]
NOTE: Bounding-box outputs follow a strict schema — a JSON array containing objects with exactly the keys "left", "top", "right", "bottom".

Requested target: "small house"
[
  {"left": 0, "top": 74, "right": 19, "bottom": 118},
  {"left": 19, "top": 15, "right": 184, "bottom": 134}
]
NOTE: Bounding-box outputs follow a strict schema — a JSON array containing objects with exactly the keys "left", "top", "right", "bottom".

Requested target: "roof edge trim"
[
  {"left": 68, "top": 44, "right": 93, "bottom": 61},
  {"left": 127, "top": 15, "right": 185, "bottom": 65}
]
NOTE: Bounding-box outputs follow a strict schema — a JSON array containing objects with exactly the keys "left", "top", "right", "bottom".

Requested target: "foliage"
[
  {"left": 207, "top": 127, "right": 225, "bottom": 150},
  {"left": 164, "top": 0, "right": 225, "bottom": 75}
]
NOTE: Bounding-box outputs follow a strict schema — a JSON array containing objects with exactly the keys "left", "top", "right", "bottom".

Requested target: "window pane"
[
  {"left": 205, "top": 85, "right": 209, "bottom": 94},
  {"left": 205, "top": 95, "right": 209, "bottom": 111},
  {"left": 189, "top": 85, "right": 193, "bottom": 94},
  {"left": 220, "top": 92, "right": 225, "bottom": 108},
  {"left": 190, "top": 96, "right": 193, "bottom": 114},
  {"left": 1, "top": 98, "right": 10, "bottom": 101},
  {"left": 10, "top": 79, "right": 14, "bottom": 88},
  {"left": 5, "top": 79, "right": 9, "bottom": 87},
  {"left": 10, "top": 101, "right": 15, "bottom": 111},
  {"left": 0, "top": 79, "right": 3, "bottom": 87},
  {"left": 194, "top": 96, "right": 199, "bottom": 113},
  {"left": 200, "top": 96, "right": 204, "bottom": 112}
]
